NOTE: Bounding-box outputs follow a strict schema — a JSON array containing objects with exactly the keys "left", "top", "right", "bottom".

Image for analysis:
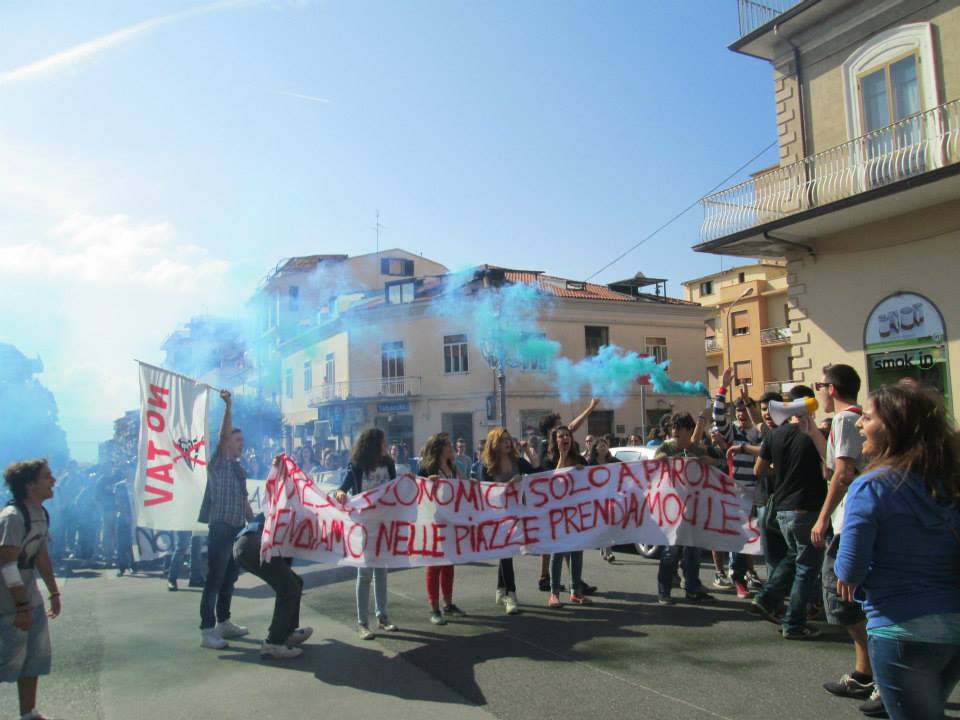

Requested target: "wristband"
[{"left": 717, "top": 387, "right": 727, "bottom": 395}]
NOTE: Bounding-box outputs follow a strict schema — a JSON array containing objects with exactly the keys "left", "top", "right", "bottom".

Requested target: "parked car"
[{"left": 609, "top": 445, "right": 662, "bottom": 558}]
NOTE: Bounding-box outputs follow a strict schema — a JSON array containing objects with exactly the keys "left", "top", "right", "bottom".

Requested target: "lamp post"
[
  {"left": 725, "top": 286, "right": 755, "bottom": 373},
  {"left": 479, "top": 340, "right": 509, "bottom": 428}
]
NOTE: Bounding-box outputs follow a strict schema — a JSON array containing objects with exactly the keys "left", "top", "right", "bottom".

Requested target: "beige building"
[
  {"left": 695, "top": 0, "right": 960, "bottom": 416},
  {"left": 682, "top": 261, "right": 793, "bottom": 395},
  {"left": 279, "top": 264, "right": 712, "bottom": 455},
  {"left": 248, "top": 249, "right": 449, "bottom": 405}
]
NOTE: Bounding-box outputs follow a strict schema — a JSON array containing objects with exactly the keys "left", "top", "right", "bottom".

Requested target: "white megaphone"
[{"left": 768, "top": 396, "right": 819, "bottom": 426}]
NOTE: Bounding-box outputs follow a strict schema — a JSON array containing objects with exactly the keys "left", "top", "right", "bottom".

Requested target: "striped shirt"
[{"left": 712, "top": 391, "right": 760, "bottom": 488}]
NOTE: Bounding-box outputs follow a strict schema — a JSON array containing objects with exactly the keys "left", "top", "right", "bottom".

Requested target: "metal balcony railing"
[
  {"left": 705, "top": 337, "right": 723, "bottom": 353},
  {"left": 760, "top": 326, "right": 792, "bottom": 345},
  {"left": 308, "top": 376, "right": 422, "bottom": 404},
  {"left": 737, "top": 0, "right": 805, "bottom": 37},
  {"left": 700, "top": 100, "right": 960, "bottom": 242}
]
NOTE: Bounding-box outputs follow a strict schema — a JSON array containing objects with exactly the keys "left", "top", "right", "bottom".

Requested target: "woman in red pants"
[{"left": 419, "top": 432, "right": 466, "bottom": 625}]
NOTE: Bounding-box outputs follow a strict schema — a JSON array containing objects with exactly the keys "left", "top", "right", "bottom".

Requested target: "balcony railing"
[
  {"left": 308, "top": 376, "right": 422, "bottom": 405},
  {"left": 760, "top": 326, "right": 792, "bottom": 345},
  {"left": 700, "top": 100, "right": 960, "bottom": 243},
  {"left": 705, "top": 337, "right": 723, "bottom": 353},
  {"left": 737, "top": 0, "right": 805, "bottom": 37}
]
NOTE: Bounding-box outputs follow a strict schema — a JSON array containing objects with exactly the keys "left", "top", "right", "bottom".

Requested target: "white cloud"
[
  {"left": 0, "top": 0, "right": 263, "bottom": 86},
  {"left": 0, "top": 213, "right": 230, "bottom": 289}
]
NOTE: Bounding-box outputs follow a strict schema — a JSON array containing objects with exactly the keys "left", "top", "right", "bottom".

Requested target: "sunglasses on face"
[{"left": 815, "top": 382, "right": 832, "bottom": 391}]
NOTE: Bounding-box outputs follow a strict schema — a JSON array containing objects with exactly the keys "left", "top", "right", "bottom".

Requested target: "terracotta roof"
[
  {"left": 499, "top": 270, "right": 696, "bottom": 305},
  {"left": 279, "top": 255, "right": 348, "bottom": 273}
]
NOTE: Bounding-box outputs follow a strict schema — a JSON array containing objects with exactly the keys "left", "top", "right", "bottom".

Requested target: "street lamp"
[
  {"left": 479, "top": 339, "right": 508, "bottom": 428},
  {"left": 725, "top": 286, "right": 755, "bottom": 372}
]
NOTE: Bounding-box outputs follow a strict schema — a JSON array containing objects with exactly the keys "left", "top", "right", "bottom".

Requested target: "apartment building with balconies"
[
  {"left": 279, "top": 265, "right": 712, "bottom": 456},
  {"left": 695, "top": 0, "right": 960, "bottom": 415},
  {"left": 682, "top": 261, "right": 793, "bottom": 395}
]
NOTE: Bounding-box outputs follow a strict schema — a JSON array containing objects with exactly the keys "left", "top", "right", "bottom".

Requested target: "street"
[{"left": 4, "top": 551, "right": 958, "bottom": 720}]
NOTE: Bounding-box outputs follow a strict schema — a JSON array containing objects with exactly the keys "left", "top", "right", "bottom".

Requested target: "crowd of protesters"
[{"left": 3, "top": 364, "right": 959, "bottom": 720}]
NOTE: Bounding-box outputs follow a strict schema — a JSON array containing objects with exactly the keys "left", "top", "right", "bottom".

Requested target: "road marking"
[{"left": 508, "top": 632, "right": 736, "bottom": 720}]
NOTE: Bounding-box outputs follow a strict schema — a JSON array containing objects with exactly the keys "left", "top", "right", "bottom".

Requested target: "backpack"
[{"left": 5, "top": 499, "right": 50, "bottom": 569}]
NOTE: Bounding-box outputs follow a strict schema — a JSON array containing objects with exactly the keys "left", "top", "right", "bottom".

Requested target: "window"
[
  {"left": 288, "top": 286, "right": 299, "bottom": 312},
  {"left": 644, "top": 337, "right": 668, "bottom": 363},
  {"left": 386, "top": 280, "right": 415, "bottom": 304},
  {"left": 324, "top": 353, "right": 335, "bottom": 384},
  {"left": 303, "top": 361, "right": 312, "bottom": 392},
  {"left": 699, "top": 281, "right": 713, "bottom": 296},
  {"left": 381, "top": 341, "right": 405, "bottom": 379},
  {"left": 738, "top": 272, "right": 746, "bottom": 284},
  {"left": 520, "top": 333, "right": 548, "bottom": 372},
  {"left": 285, "top": 368, "right": 294, "bottom": 399},
  {"left": 584, "top": 326, "right": 609, "bottom": 357},
  {"left": 707, "top": 365, "right": 720, "bottom": 389},
  {"left": 443, "top": 334, "right": 469, "bottom": 374},
  {"left": 734, "top": 360, "right": 753, "bottom": 386},
  {"left": 381, "top": 257, "right": 414, "bottom": 276},
  {"left": 587, "top": 410, "right": 614, "bottom": 438},
  {"left": 731, "top": 311, "right": 750, "bottom": 336},
  {"left": 705, "top": 318, "right": 717, "bottom": 338}
]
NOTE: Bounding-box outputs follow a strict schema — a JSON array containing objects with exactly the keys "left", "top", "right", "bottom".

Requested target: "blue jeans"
[
  {"left": 657, "top": 546, "right": 704, "bottom": 596},
  {"left": 168, "top": 531, "right": 205, "bottom": 583},
  {"left": 869, "top": 635, "right": 960, "bottom": 720},
  {"left": 199, "top": 522, "right": 241, "bottom": 630},
  {"left": 756, "top": 505, "right": 787, "bottom": 581},
  {"left": 550, "top": 551, "right": 583, "bottom": 594},
  {"left": 755, "top": 510, "right": 823, "bottom": 633},
  {"left": 356, "top": 567, "right": 388, "bottom": 626}
]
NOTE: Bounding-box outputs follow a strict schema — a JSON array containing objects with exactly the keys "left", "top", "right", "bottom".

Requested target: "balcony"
[
  {"left": 737, "top": 0, "right": 805, "bottom": 38},
  {"left": 699, "top": 100, "right": 960, "bottom": 248},
  {"left": 760, "top": 326, "right": 792, "bottom": 345},
  {"left": 705, "top": 337, "right": 723, "bottom": 354},
  {"left": 308, "top": 376, "right": 422, "bottom": 406}
]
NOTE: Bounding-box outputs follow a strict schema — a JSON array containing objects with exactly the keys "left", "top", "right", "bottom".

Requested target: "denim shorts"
[
  {"left": 823, "top": 533, "right": 866, "bottom": 626},
  {"left": 0, "top": 606, "right": 51, "bottom": 681}
]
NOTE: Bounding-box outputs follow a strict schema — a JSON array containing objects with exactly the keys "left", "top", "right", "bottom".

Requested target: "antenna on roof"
[{"left": 373, "top": 211, "right": 384, "bottom": 259}]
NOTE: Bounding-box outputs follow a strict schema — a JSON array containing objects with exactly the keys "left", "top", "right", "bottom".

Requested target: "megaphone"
[{"left": 768, "top": 396, "right": 818, "bottom": 426}]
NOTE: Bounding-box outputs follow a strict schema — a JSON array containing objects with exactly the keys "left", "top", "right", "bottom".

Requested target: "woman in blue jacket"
[
  {"left": 836, "top": 383, "right": 960, "bottom": 720},
  {"left": 335, "top": 428, "right": 398, "bottom": 640}
]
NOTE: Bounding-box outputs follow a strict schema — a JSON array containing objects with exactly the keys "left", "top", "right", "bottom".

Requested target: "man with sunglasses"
[{"left": 813, "top": 365, "right": 881, "bottom": 717}]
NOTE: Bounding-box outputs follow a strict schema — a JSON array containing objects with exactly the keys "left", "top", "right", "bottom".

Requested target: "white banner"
[
  {"left": 133, "top": 362, "right": 209, "bottom": 531},
  {"left": 261, "top": 455, "right": 761, "bottom": 568}
]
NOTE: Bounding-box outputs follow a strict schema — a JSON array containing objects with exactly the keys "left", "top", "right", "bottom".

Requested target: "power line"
[{"left": 584, "top": 139, "right": 779, "bottom": 282}]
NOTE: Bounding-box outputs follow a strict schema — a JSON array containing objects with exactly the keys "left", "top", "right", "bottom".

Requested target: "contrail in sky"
[
  {"left": 277, "top": 90, "right": 332, "bottom": 104},
  {"left": 0, "top": 0, "right": 263, "bottom": 86}
]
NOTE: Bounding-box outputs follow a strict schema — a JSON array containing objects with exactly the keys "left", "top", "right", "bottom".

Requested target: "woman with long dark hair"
[
  {"left": 480, "top": 427, "right": 534, "bottom": 615},
  {"left": 419, "top": 433, "right": 466, "bottom": 625},
  {"left": 544, "top": 426, "right": 591, "bottom": 608},
  {"left": 835, "top": 384, "right": 960, "bottom": 720},
  {"left": 334, "top": 428, "right": 398, "bottom": 640}
]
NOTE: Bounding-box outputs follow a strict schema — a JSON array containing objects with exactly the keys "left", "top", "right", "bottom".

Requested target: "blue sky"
[{"left": 0, "top": 0, "right": 777, "bottom": 461}]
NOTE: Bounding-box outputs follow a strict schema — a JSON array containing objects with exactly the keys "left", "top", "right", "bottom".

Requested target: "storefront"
[{"left": 864, "top": 292, "right": 951, "bottom": 405}]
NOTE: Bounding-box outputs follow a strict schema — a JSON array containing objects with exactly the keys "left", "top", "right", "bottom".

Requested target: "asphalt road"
[{"left": 3, "top": 551, "right": 958, "bottom": 720}]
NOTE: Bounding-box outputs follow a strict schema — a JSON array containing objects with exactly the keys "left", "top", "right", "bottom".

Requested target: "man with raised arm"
[{"left": 199, "top": 390, "right": 253, "bottom": 650}]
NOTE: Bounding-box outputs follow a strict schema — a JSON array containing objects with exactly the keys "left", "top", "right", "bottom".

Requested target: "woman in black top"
[
  {"left": 334, "top": 428, "right": 398, "bottom": 639},
  {"left": 480, "top": 427, "right": 534, "bottom": 615},
  {"left": 544, "top": 426, "right": 591, "bottom": 607},
  {"left": 590, "top": 435, "right": 621, "bottom": 562}
]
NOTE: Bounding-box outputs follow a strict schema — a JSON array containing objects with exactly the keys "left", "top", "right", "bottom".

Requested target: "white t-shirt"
[
  {"left": 0, "top": 504, "right": 48, "bottom": 615},
  {"left": 363, "top": 465, "right": 394, "bottom": 492},
  {"left": 826, "top": 408, "right": 865, "bottom": 530}
]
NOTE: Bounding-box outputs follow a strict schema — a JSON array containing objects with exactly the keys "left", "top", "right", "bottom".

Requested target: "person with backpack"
[{"left": 0, "top": 459, "right": 61, "bottom": 720}]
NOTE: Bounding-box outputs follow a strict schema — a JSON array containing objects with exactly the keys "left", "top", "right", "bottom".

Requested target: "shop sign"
[
  {"left": 378, "top": 400, "right": 410, "bottom": 414},
  {"left": 864, "top": 292, "right": 945, "bottom": 351}
]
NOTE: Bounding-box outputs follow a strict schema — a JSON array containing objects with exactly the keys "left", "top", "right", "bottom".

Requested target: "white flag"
[{"left": 134, "top": 362, "right": 209, "bottom": 531}]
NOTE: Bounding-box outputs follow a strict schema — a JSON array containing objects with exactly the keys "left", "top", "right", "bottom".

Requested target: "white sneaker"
[
  {"left": 201, "top": 628, "right": 228, "bottom": 649},
  {"left": 358, "top": 624, "right": 375, "bottom": 640},
  {"left": 216, "top": 620, "right": 250, "bottom": 639},
  {"left": 495, "top": 588, "right": 506, "bottom": 605},
  {"left": 503, "top": 592, "right": 520, "bottom": 615},
  {"left": 260, "top": 641, "right": 303, "bottom": 660},
  {"left": 286, "top": 627, "right": 314, "bottom": 646}
]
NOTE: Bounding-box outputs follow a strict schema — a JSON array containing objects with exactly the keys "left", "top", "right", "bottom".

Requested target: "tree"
[{"left": 0, "top": 343, "right": 70, "bottom": 471}]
